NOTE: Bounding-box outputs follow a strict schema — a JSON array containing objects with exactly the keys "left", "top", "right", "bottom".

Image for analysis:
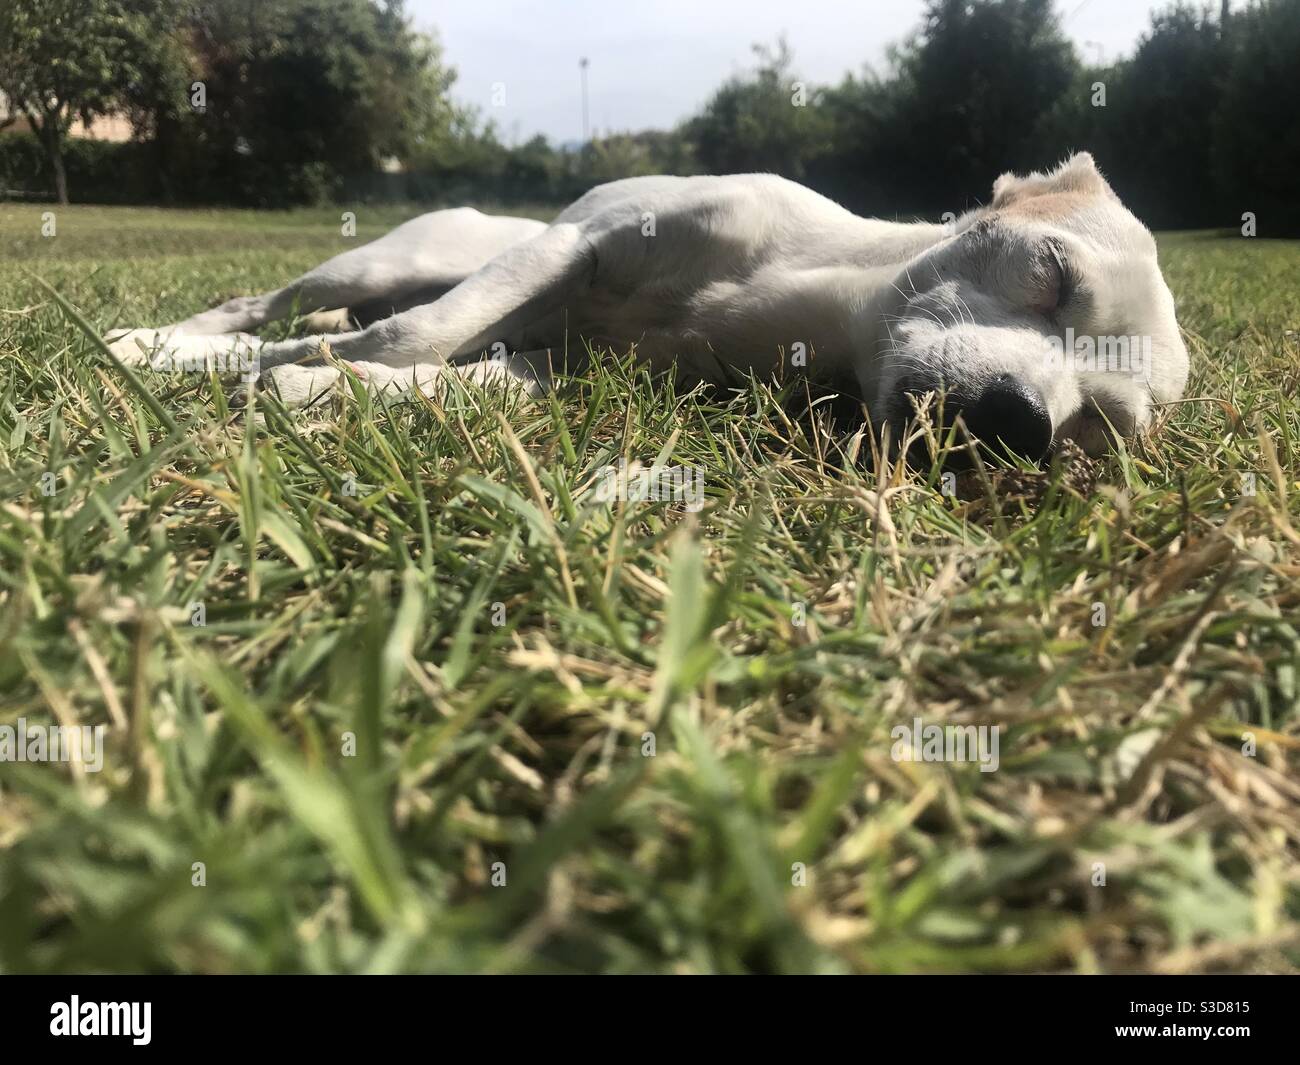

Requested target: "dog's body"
[{"left": 107, "top": 153, "right": 1188, "bottom": 458}]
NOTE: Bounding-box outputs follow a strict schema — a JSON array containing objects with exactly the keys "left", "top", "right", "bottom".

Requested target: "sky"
[{"left": 409, "top": 0, "right": 1185, "bottom": 145}]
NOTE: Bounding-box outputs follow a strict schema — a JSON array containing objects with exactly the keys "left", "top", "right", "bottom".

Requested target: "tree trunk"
[
  {"left": 32, "top": 112, "right": 70, "bottom": 204},
  {"left": 49, "top": 142, "right": 69, "bottom": 205},
  {"left": 154, "top": 113, "right": 177, "bottom": 204}
]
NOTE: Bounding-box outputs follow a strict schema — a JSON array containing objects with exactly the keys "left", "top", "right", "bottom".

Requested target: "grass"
[{"left": 0, "top": 203, "right": 1297, "bottom": 974}]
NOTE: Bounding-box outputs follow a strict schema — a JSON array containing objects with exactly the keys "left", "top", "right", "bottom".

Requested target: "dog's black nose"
[{"left": 963, "top": 375, "right": 1052, "bottom": 461}]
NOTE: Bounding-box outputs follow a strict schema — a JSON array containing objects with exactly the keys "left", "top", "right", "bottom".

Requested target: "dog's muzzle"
[{"left": 893, "top": 372, "right": 1053, "bottom": 464}]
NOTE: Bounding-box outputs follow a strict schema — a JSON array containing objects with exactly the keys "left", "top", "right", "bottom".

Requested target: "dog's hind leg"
[
  {"left": 118, "top": 220, "right": 592, "bottom": 386},
  {"left": 105, "top": 208, "right": 547, "bottom": 362},
  {"left": 179, "top": 208, "right": 547, "bottom": 334},
  {"left": 246, "top": 221, "right": 593, "bottom": 369}
]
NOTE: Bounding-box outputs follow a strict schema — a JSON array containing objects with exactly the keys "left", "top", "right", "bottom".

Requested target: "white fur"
[{"left": 106, "top": 153, "right": 1188, "bottom": 455}]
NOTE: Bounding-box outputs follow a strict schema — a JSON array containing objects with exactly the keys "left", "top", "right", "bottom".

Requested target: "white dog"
[{"left": 106, "top": 152, "right": 1188, "bottom": 459}]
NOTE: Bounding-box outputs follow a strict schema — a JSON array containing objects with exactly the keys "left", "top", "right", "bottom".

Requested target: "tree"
[
  {"left": 684, "top": 39, "right": 834, "bottom": 180},
  {"left": 184, "top": 0, "right": 460, "bottom": 206},
  {"left": 1092, "top": 4, "right": 1231, "bottom": 229},
  {"left": 1212, "top": 0, "right": 1300, "bottom": 235},
  {"left": 582, "top": 130, "right": 698, "bottom": 184},
  {"left": 866, "top": 0, "right": 1080, "bottom": 215},
  {"left": 677, "top": 3, "right": 1080, "bottom": 219},
  {"left": 0, "top": 0, "right": 176, "bottom": 202}
]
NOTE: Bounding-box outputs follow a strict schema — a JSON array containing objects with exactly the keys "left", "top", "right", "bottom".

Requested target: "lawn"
[{"left": 0, "top": 204, "right": 1297, "bottom": 974}]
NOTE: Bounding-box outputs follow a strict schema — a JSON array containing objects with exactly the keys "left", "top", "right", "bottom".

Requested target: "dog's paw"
[
  {"left": 151, "top": 333, "right": 261, "bottom": 373},
  {"left": 236, "top": 359, "right": 537, "bottom": 413},
  {"left": 254, "top": 364, "right": 343, "bottom": 408},
  {"left": 249, "top": 361, "right": 455, "bottom": 409},
  {"left": 103, "top": 329, "right": 261, "bottom": 373},
  {"left": 103, "top": 328, "right": 168, "bottom": 366}
]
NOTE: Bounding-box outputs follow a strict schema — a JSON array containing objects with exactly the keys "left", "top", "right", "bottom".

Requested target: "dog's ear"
[{"left": 992, "top": 152, "right": 1116, "bottom": 208}]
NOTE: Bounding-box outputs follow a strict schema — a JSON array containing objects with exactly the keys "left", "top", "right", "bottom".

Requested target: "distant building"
[{"left": 0, "top": 92, "right": 133, "bottom": 142}]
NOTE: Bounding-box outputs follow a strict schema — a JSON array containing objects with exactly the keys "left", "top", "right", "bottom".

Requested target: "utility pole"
[{"left": 579, "top": 57, "right": 590, "bottom": 143}]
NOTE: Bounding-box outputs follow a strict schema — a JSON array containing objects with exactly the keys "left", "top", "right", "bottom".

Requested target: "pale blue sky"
[{"left": 411, "top": 0, "right": 1188, "bottom": 144}]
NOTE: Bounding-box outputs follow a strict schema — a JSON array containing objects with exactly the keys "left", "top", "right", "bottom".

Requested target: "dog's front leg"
[
  {"left": 315, "top": 222, "right": 593, "bottom": 366},
  {"left": 252, "top": 223, "right": 593, "bottom": 398},
  {"left": 258, "top": 351, "right": 553, "bottom": 410}
]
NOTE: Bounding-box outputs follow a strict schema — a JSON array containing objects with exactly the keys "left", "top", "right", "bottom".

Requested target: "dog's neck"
[
  {"left": 845, "top": 216, "right": 956, "bottom": 268},
  {"left": 828, "top": 215, "right": 962, "bottom": 388}
]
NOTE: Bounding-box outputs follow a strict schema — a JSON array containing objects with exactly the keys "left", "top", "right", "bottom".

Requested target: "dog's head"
[{"left": 865, "top": 152, "right": 1188, "bottom": 460}]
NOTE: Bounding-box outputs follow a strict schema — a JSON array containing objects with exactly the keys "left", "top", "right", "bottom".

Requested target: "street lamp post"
[{"left": 579, "top": 57, "right": 590, "bottom": 144}]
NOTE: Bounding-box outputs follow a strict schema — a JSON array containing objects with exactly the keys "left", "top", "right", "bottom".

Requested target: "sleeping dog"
[{"left": 106, "top": 152, "right": 1188, "bottom": 460}]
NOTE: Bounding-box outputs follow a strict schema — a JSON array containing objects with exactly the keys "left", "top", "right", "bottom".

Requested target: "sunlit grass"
[{"left": 0, "top": 207, "right": 1297, "bottom": 973}]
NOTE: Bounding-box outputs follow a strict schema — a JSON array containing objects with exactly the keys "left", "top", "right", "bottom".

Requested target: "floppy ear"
[{"left": 992, "top": 152, "right": 1115, "bottom": 208}]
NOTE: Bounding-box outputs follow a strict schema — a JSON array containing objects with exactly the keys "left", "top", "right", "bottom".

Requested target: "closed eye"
[
  {"left": 1025, "top": 241, "right": 1065, "bottom": 315},
  {"left": 1034, "top": 239, "right": 1084, "bottom": 320},
  {"left": 1048, "top": 242, "right": 1075, "bottom": 310}
]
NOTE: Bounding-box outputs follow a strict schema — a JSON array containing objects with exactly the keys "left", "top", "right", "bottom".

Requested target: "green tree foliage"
[
  {"left": 828, "top": 0, "right": 1079, "bottom": 216},
  {"left": 679, "top": 2, "right": 1080, "bottom": 219},
  {"left": 1111, "top": 5, "right": 1230, "bottom": 225},
  {"left": 182, "top": 0, "right": 458, "bottom": 205},
  {"left": 684, "top": 39, "right": 834, "bottom": 180},
  {"left": 1037, "top": 0, "right": 1298, "bottom": 232},
  {"left": 582, "top": 129, "right": 698, "bottom": 183},
  {"left": 1212, "top": 0, "right": 1300, "bottom": 234},
  {"left": 678, "top": 0, "right": 1298, "bottom": 234},
  {"left": 1042, "top": 5, "right": 1231, "bottom": 229},
  {"left": 0, "top": 0, "right": 180, "bottom": 202},
  {"left": 3, "top": 0, "right": 1297, "bottom": 231}
]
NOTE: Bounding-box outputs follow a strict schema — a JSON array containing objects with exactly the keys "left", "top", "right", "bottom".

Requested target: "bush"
[
  {"left": 0, "top": 135, "right": 161, "bottom": 203},
  {"left": 1212, "top": 0, "right": 1300, "bottom": 236}
]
